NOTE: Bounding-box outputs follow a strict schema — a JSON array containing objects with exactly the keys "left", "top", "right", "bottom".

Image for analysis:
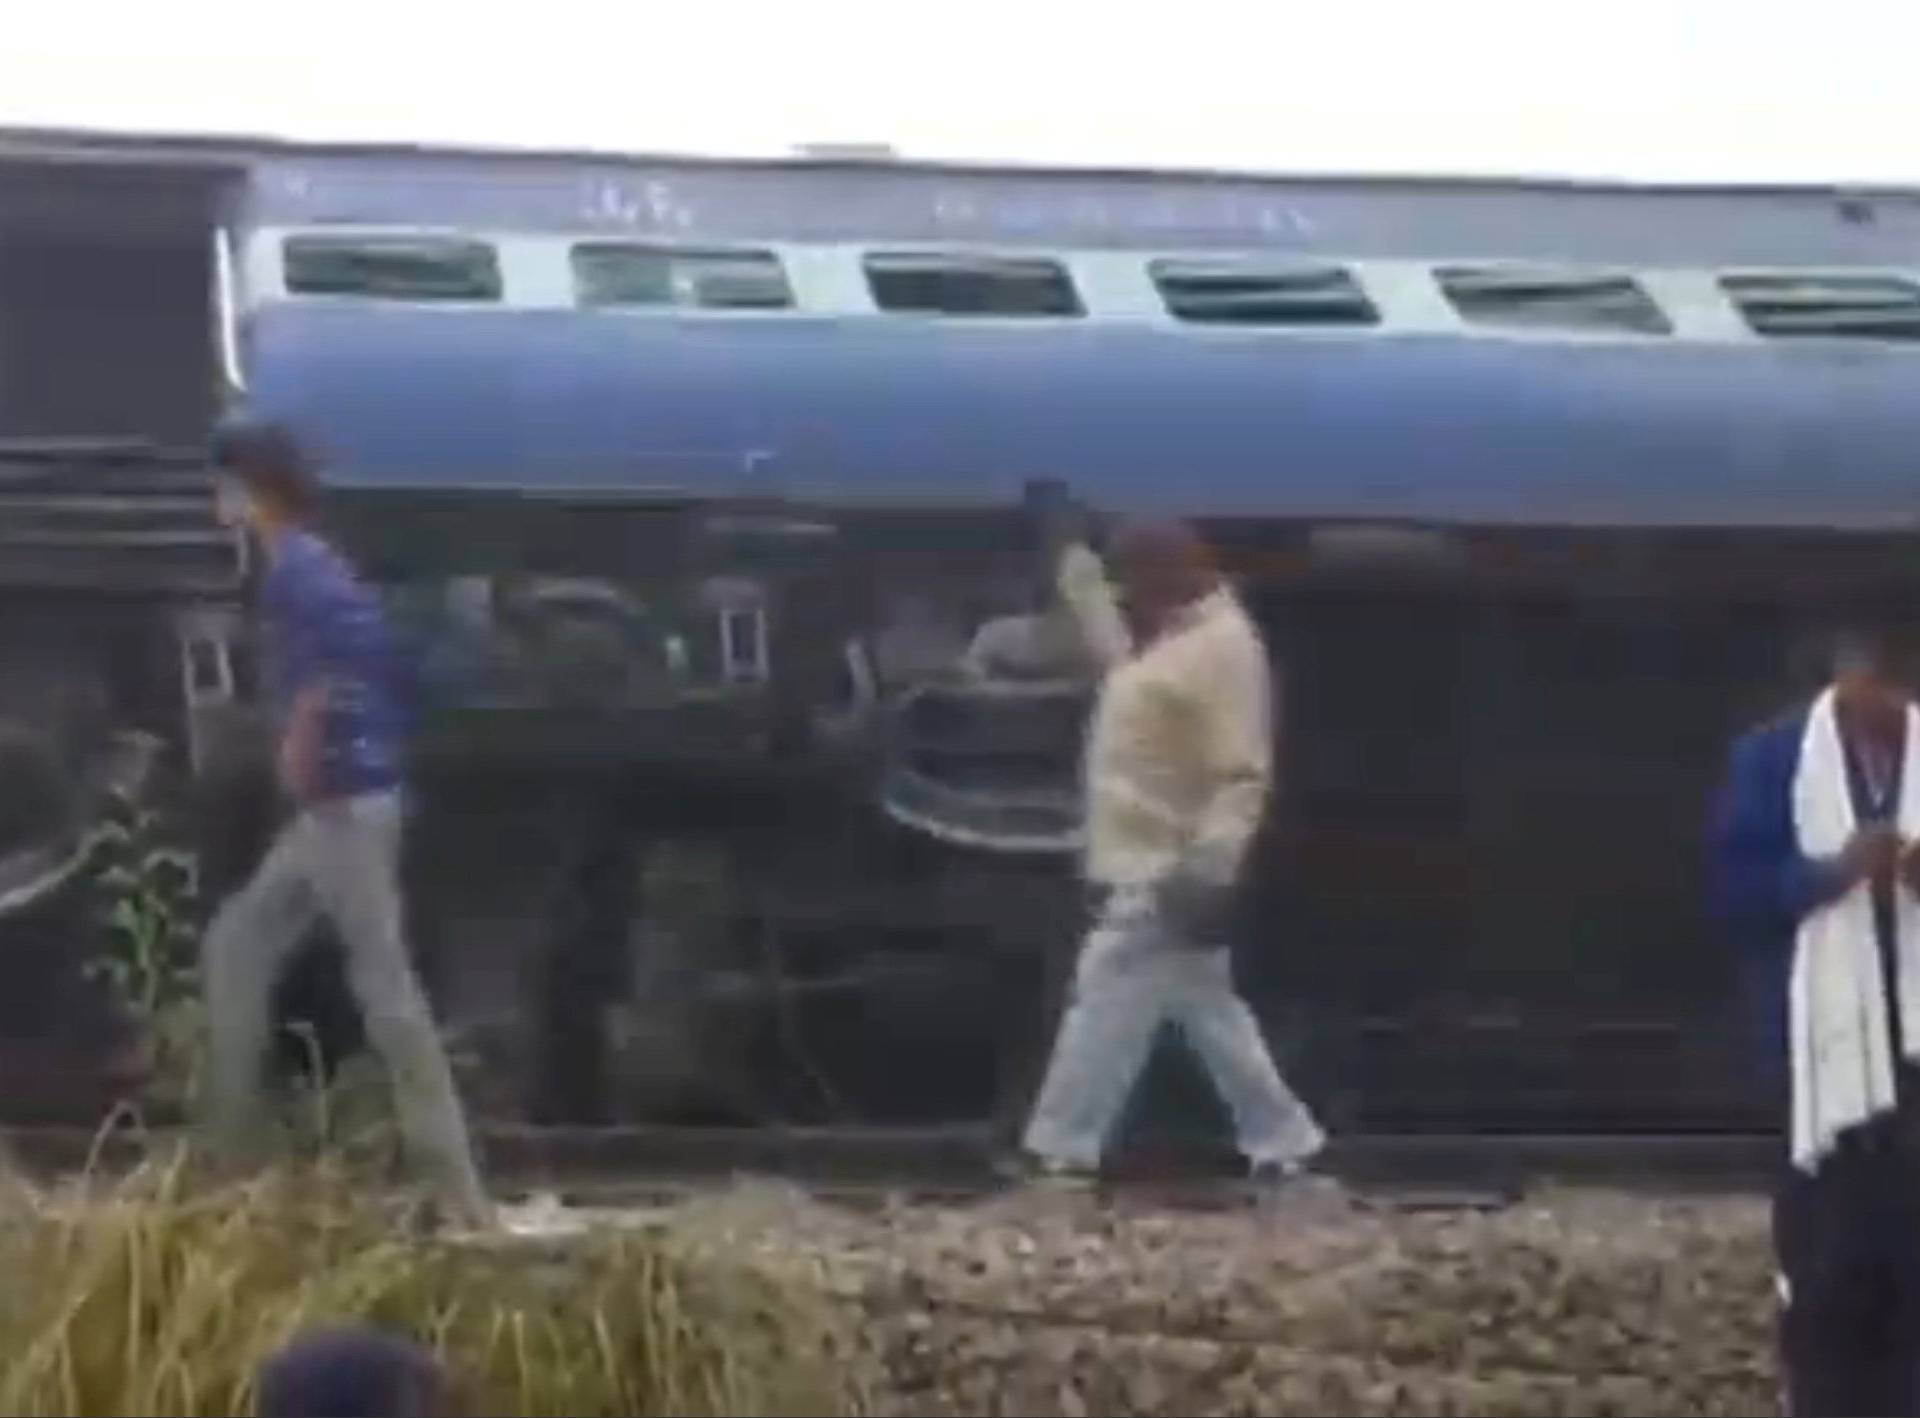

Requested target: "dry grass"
[{"left": 0, "top": 1149, "right": 863, "bottom": 1417}]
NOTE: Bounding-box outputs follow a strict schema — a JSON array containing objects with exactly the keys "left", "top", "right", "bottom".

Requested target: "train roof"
[
  {"left": 8, "top": 124, "right": 1915, "bottom": 268},
  {"left": 0, "top": 121, "right": 1913, "bottom": 203}
]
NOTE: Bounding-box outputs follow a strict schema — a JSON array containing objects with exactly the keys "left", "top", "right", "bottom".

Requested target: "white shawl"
[{"left": 1789, "top": 687, "right": 1920, "bottom": 1172}]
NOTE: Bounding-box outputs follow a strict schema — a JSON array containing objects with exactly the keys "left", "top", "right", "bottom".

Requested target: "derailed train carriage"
[{"left": 0, "top": 127, "right": 1918, "bottom": 1136}]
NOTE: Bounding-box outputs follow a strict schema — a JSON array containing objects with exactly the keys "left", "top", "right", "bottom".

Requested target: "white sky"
[{"left": 2, "top": 0, "right": 1916, "bottom": 185}]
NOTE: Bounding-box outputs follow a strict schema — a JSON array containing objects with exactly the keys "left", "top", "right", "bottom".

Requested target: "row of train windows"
[{"left": 280, "top": 234, "right": 1920, "bottom": 342}]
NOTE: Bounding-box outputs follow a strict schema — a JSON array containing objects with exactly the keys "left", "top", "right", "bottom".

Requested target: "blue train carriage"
[
  {"left": 227, "top": 148, "right": 1920, "bottom": 1136},
  {"left": 6, "top": 128, "right": 1920, "bottom": 1136}
]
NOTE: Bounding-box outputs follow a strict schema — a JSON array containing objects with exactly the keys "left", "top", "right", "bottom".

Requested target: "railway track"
[{"left": 0, "top": 1121, "right": 1781, "bottom": 1211}]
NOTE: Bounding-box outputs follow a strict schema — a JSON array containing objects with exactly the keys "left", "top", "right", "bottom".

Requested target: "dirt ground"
[{"left": 560, "top": 1180, "right": 1779, "bottom": 1417}]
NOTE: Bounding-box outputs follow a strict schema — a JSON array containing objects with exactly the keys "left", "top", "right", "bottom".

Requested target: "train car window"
[
  {"left": 863, "top": 252, "right": 1083, "bottom": 317},
  {"left": 571, "top": 243, "right": 794, "bottom": 310},
  {"left": 1719, "top": 272, "right": 1920, "bottom": 341},
  {"left": 1150, "top": 259, "right": 1379, "bottom": 326},
  {"left": 282, "top": 235, "right": 503, "bottom": 301},
  {"left": 1436, "top": 265, "right": 1671, "bottom": 335}
]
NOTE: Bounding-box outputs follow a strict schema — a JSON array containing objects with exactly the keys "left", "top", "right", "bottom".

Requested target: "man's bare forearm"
[{"left": 280, "top": 681, "right": 328, "bottom": 799}]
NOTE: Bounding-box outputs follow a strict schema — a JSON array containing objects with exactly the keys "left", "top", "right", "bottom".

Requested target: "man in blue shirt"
[
  {"left": 201, "top": 419, "right": 487, "bottom": 1226},
  {"left": 1710, "top": 618, "right": 1920, "bottom": 1416}
]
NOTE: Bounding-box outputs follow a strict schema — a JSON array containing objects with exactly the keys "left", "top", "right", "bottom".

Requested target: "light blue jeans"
[
  {"left": 1023, "top": 884, "right": 1324, "bottom": 1171},
  {"left": 201, "top": 790, "right": 487, "bottom": 1220}
]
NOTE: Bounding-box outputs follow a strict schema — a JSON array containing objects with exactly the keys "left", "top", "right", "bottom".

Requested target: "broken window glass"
[
  {"left": 282, "top": 234, "right": 502, "bottom": 301},
  {"left": 1437, "top": 265, "right": 1671, "bottom": 335},
  {"left": 571, "top": 243, "right": 793, "bottom": 310},
  {"left": 864, "top": 251, "right": 1083, "bottom": 317},
  {"left": 1720, "top": 271, "right": 1920, "bottom": 341},
  {"left": 1151, "top": 258, "right": 1379, "bottom": 327}
]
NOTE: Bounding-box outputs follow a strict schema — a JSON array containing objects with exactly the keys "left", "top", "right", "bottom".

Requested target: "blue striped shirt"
[{"left": 260, "top": 528, "right": 407, "bottom": 799}]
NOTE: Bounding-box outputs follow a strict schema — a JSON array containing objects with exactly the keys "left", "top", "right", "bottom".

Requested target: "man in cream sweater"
[{"left": 1020, "top": 520, "right": 1325, "bottom": 1186}]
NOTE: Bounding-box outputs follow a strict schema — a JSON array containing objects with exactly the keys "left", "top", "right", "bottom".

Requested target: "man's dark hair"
[
  {"left": 1834, "top": 623, "right": 1903, "bottom": 674},
  {"left": 210, "top": 417, "right": 321, "bottom": 520},
  {"left": 1798, "top": 591, "right": 1920, "bottom": 685},
  {"left": 255, "top": 1326, "right": 448, "bottom": 1417}
]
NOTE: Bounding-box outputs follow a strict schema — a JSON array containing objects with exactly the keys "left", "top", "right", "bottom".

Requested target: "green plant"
[{"left": 85, "top": 791, "right": 204, "bottom": 1115}]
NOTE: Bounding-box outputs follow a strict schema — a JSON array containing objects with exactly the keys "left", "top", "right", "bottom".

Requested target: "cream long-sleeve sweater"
[{"left": 1062, "top": 562, "right": 1274, "bottom": 888}]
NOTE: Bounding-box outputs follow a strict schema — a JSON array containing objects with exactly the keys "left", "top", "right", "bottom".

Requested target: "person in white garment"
[{"left": 1019, "top": 520, "right": 1325, "bottom": 1186}]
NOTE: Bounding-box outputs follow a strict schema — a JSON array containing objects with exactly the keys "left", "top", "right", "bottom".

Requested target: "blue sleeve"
[{"left": 1708, "top": 727, "right": 1842, "bottom": 937}]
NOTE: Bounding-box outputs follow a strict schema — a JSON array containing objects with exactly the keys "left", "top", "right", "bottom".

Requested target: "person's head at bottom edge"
[{"left": 256, "top": 1324, "right": 453, "bottom": 1418}]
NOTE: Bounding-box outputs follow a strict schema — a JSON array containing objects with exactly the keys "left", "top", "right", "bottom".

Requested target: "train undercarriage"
[
  {"left": 0, "top": 437, "right": 1820, "bottom": 1145},
  {"left": 231, "top": 507, "right": 1891, "bottom": 1145},
  {"left": 0, "top": 447, "right": 1883, "bottom": 1145}
]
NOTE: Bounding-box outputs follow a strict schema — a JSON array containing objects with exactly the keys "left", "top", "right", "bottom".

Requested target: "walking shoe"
[
  {"left": 1247, "top": 1157, "right": 1309, "bottom": 1189},
  {"left": 1248, "top": 1155, "right": 1347, "bottom": 1213},
  {"left": 1007, "top": 1152, "right": 1098, "bottom": 1191}
]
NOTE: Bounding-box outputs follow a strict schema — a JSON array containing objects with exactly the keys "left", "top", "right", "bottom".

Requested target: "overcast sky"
[{"left": 2, "top": 0, "right": 1914, "bottom": 185}]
